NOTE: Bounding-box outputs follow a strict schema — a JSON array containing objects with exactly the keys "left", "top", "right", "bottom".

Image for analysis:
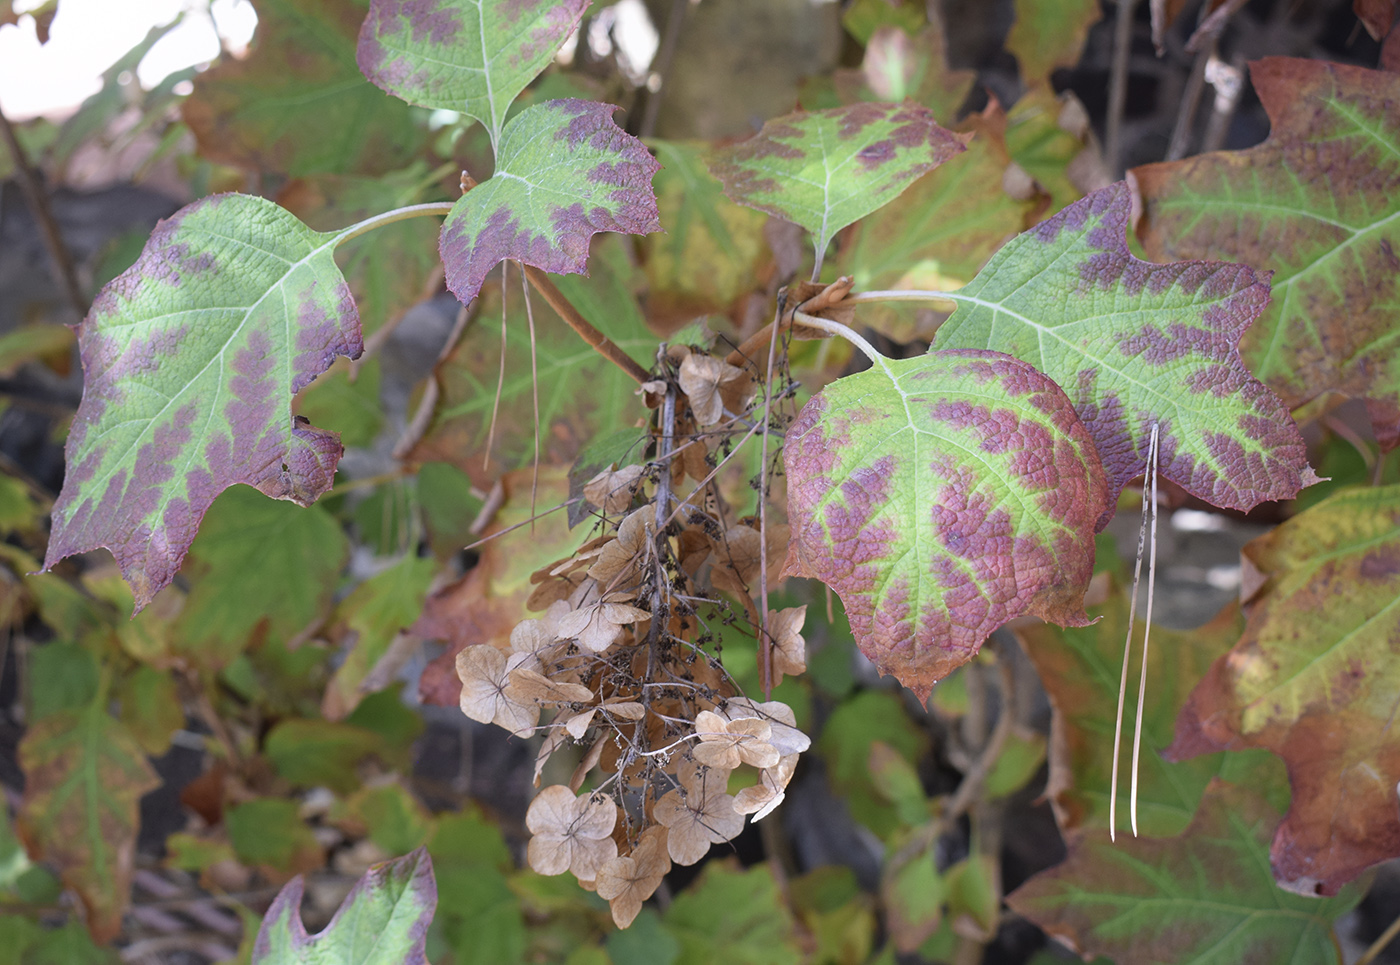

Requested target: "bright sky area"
[{"left": 0, "top": 0, "right": 258, "bottom": 120}]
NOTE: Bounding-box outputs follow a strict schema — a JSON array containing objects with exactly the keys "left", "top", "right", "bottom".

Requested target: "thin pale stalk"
[
  {"left": 1358, "top": 908, "right": 1400, "bottom": 965},
  {"left": 1129, "top": 422, "right": 1160, "bottom": 836},
  {"left": 330, "top": 202, "right": 455, "bottom": 247},
  {"left": 1110, "top": 426, "right": 1156, "bottom": 842},
  {"left": 521, "top": 263, "right": 542, "bottom": 524},
  {"left": 484, "top": 261, "right": 509, "bottom": 470},
  {"left": 461, "top": 497, "right": 581, "bottom": 552},
  {"left": 791, "top": 311, "right": 885, "bottom": 371},
  {"left": 757, "top": 306, "right": 782, "bottom": 698}
]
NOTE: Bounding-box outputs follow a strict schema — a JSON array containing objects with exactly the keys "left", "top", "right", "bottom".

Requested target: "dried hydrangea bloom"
[
  {"left": 678, "top": 352, "right": 752, "bottom": 426},
  {"left": 584, "top": 464, "right": 646, "bottom": 515},
  {"left": 734, "top": 753, "right": 799, "bottom": 821},
  {"left": 692, "top": 710, "right": 780, "bottom": 770},
  {"left": 654, "top": 781, "right": 744, "bottom": 866},
  {"left": 767, "top": 606, "right": 807, "bottom": 685},
  {"left": 596, "top": 825, "right": 671, "bottom": 927},
  {"left": 720, "top": 697, "right": 811, "bottom": 755},
  {"left": 456, "top": 645, "right": 539, "bottom": 736},
  {"left": 588, "top": 508, "right": 653, "bottom": 586},
  {"left": 525, "top": 785, "right": 618, "bottom": 880},
  {"left": 555, "top": 598, "right": 650, "bottom": 653}
]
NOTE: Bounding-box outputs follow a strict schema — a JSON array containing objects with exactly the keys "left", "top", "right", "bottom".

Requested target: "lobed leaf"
[
  {"left": 184, "top": 0, "right": 422, "bottom": 177},
  {"left": 253, "top": 847, "right": 436, "bottom": 964},
  {"left": 439, "top": 99, "right": 661, "bottom": 306},
  {"left": 43, "top": 194, "right": 362, "bottom": 608},
  {"left": 17, "top": 701, "right": 160, "bottom": 943},
  {"left": 1133, "top": 58, "right": 1400, "bottom": 450},
  {"left": 1169, "top": 483, "right": 1400, "bottom": 894},
  {"left": 935, "top": 182, "right": 1316, "bottom": 524},
  {"left": 784, "top": 349, "right": 1108, "bottom": 699},
  {"left": 1008, "top": 782, "right": 1361, "bottom": 964},
  {"left": 708, "top": 102, "right": 967, "bottom": 260},
  {"left": 357, "top": 0, "right": 588, "bottom": 151}
]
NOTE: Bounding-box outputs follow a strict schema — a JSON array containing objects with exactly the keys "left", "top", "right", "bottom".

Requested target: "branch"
[
  {"left": 523, "top": 266, "right": 652, "bottom": 384},
  {"left": 0, "top": 104, "right": 88, "bottom": 319}
]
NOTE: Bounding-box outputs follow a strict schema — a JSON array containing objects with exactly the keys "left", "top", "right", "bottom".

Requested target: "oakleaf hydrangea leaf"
[
  {"left": 253, "top": 847, "right": 436, "bottom": 964},
  {"left": 18, "top": 701, "right": 160, "bottom": 943},
  {"left": 934, "top": 182, "right": 1316, "bottom": 524},
  {"left": 1008, "top": 782, "right": 1362, "bottom": 965},
  {"left": 1169, "top": 484, "right": 1400, "bottom": 895},
  {"left": 708, "top": 101, "right": 967, "bottom": 260},
  {"left": 357, "top": 0, "right": 588, "bottom": 151},
  {"left": 439, "top": 99, "right": 661, "bottom": 306},
  {"left": 784, "top": 349, "right": 1108, "bottom": 700},
  {"left": 184, "top": 0, "right": 422, "bottom": 177},
  {"left": 43, "top": 194, "right": 362, "bottom": 609},
  {"left": 1133, "top": 58, "right": 1400, "bottom": 450}
]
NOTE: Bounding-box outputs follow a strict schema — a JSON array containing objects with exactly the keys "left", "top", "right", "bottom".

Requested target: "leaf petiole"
[{"left": 329, "top": 202, "right": 457, "bottom": 248}]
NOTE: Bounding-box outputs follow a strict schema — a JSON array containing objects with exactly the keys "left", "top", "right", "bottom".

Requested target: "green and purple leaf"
[
  {"left": 1133, "top": 58, "right": 1400, "bottom": 451},
  {"left": 783, "top": 349, "right": 1109, "bottom": 700},
  {"left": 1169, "top": 483, "right": 1400, "bottom": 895},
  {"left": 183, "top": 0, "right": 423, "bottom": 177},
  {"left": 43, "top": 194, "right": 361, "bottom": 609},
  {"left": 439, "top": 99, "right": 661, "bottom": 306},
  {"left": 253, "top": 847, "right": 436, "bottom": 964},
  {"left": 934, "top": 182, "right": 1317, "bottom": 525},
  {"left": 18, "top": 701, "right": 160, "bottom": 943},
  {"left": 708, "top": 102, "right": 967, "bottom": 260},
  {"left": 1008, "top": 782, "right": 1362, "bottom": 964},
  {"left": 357, "top": 0, "right": 588, "bottom": 151}
]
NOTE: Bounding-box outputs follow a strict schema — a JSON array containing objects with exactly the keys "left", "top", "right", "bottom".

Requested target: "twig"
[
  {"left": 756, "top": 301, "right": 782, "bottom": 697},
  {"left": 1358, "top": 909, "right": 1400, "bottom": 965},
  {"left": 1105, "top": 0, "right": 1139, "bottom": 175},
  {"left": 0, "top": 105, "right": 89, "bottom": 319},
  {"left": 1165, "top": 41, "right": 1213, "bottom": 161},
  {"left": 392, "top": 301, "right": 472, "bottom": 460},
  {"left": 523, "top": 266, "right": 651, "bottom": 384}
]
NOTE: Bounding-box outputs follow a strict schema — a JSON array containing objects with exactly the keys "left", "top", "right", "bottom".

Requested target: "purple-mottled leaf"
[
  {"left": 934, "top": 182, "right": 1317, "bottom": 524},
  {"left": 784, "top": 349, "right": 1109, "bottom": 700},
  {"left": 708, "top": 101, "right": 966, "bottom": 261},
  {"left": 253, "top": 847, "right": 436, "bottom": 964},
  {"left": 439, "top": 98, "right": 660, "bottom": 306},
  {"left": 357, "top": 0, "right": 588, "bottom": 152},
  {"left": 43, "top": 194, "right": 361, "bottom": 609}
]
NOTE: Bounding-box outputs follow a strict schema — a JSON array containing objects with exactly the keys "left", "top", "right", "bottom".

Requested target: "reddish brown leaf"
[{"left": 1169, "top": 484, "right": 1400, "bottom": 894}]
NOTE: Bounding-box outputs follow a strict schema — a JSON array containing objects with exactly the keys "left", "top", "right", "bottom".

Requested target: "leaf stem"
[
  {"left": 838, "top": 289, "right": 959, "bottom": 305},
  {"left": 791, "top": 311, "right": 885, "bottom": 370},
  {"left": 522, "top": 266, "right": 652, "bottom": 384},
  {"left": 330, "top": 202, "right": 456, "bottom": 247}
]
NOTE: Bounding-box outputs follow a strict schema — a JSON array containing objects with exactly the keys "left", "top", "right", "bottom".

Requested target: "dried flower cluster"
[{"left": 457, "top": 344, "right": 810, "bottom": 927}]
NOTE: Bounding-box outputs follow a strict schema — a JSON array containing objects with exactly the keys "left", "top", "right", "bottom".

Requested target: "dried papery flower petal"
[
  {"left": 692, "top": 710, "right": 780, "bottom": 770},
  {"left": 768, "top": 605, "right": 808, "bottom": 685},
  {"left": 507, "top": 667, "right": 594, "bottom": 705},
  {"left": 534, "top": 728, "right": 567, "bottom": 787},
  {"left": 589, "top": 509, "right": 653, "bottom": 587},
  {"left": 602, "top": 700, "right": 646, "bottom": 721},
  {"left": 734, "top": 753, "right": 799, "bottom": 821},
  {"left": 525, "top": 785, "right": 619, "bottom": 880},
  {"left": 721, "top": 698, "right": 811, "bottom": 755},
  {"left": 709, "top": 523, "right": 791, "bottom": 595},
  {"left": 571, "top": 737, "right": 606, "bottom": 793},
  {"left": 556, "top": 601, "right": 650, "bottom": 653},
  {"left": 584, "top": 464, "right": 646, "bottom": 516},
  {"left": 457, "top": 645, "right": 540, "bottom": 736},
  {"left": 510, "top": 618, "right": 555, "bottom": 655},
  {"left": 565, "top": 708, "right": 597, "bottom": 740},
  {"left": 679, "top": 353, "right": 750, "bottom": 426},
  {"left": 639, "top": 379, "right": 667, "bottom": 408},
  {"left": 654, "top": 783, "right": 744, "bottom": 866},
  {"left": 597, "top": 826, "right": 671, "bottom": 928}
]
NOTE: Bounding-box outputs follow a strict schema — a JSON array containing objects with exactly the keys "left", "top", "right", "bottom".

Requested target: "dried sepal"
[
  {"left": 678, "top": 353, "right": 753, "bottom": 426},
  {"left": 456, "top": 645, "right": 540, "bottom": 736},
  {"left": 734, "top": 753, "right": 799, "bottom": 821},
  {"left": 596, "top": 826, "right": 671, "bottom": 928},
  {"left": 525, "top": 785, "right": 619, "bottom": 879},
  {"left": 721, "top": 698, "right": 811, "bottom": 755},
  {"left": 709, "top": 523, "right": 791, "bottom": 595},
  {"left": 556, "top": 599, "right": 650, "bottom": 653},
  {"left": 534, "top": 728, "right": 567, "bottom": 787},
  {"left": 654, "top": 780, "right": 744, "bottom": 866},
  {"left": 692, "top": 710, "right": 781, "bottom": 770},
  {"left": 589, "top": 508, "right": 654, "bottom": 587},
  {"left": 507, "top": 667, "right": 594, "bottom": 705},
  {"left": 584, "top": 464, "right": 647, "bottom": 516},
  {"left": 768, "top": 606, "right": 808, "bottom": 685}
]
